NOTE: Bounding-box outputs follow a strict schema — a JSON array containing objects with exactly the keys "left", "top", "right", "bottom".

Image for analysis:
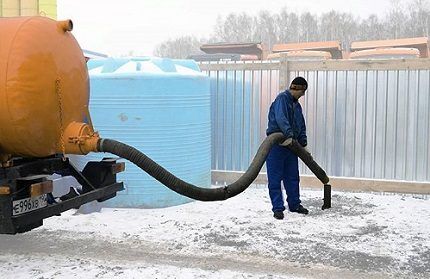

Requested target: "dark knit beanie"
[{"left": 290, "top": 77, "right": 308, "bottom": 91}]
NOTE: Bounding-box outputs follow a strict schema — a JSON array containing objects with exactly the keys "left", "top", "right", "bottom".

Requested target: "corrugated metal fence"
[{"left": 200, "top": 58, "right": 430, "bottom": 187}]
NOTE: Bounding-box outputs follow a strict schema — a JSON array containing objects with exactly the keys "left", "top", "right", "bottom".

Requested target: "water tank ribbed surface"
[{"left": 71, "top": 57, "right": 211, "bottom": 208}]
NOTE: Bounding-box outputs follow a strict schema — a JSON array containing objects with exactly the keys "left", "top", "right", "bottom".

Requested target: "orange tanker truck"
[
  {"left": 0, "top": 16, "right": 330, "bottom": 234},
  {"left": 0, "top": 16, "right": 125, "bottom": 234}
]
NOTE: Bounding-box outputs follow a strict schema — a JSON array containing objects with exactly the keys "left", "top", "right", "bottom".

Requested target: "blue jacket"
[{"left": 266, "top": 90, "right": 307, "bottom": 147}]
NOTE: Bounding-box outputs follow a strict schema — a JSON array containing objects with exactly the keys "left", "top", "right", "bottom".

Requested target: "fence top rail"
[
  {"left": 198, "top": 61, "right": 280, "bottom": 71},
  {"left": 198, "top": 58, "right": 430, "bottom": 71}
]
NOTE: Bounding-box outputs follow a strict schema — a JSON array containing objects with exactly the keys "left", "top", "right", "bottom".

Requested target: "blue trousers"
[{"left": 266, "top": 144, "right": 301, "bottom": 212}]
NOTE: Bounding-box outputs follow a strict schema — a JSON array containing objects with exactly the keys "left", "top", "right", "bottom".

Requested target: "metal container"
[{"left": 0, "top": 16, "right": 94, "bottom": 160}]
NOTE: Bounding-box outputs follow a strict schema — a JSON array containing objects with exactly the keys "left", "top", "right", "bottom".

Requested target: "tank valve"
[{"left": 63, "top": 122, "right": 99, "bottom": 155}]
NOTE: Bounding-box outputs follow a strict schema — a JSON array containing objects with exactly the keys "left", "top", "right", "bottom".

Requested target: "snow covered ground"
[{"left": 0, "top": 187, "right": 429, "bottom": 278}]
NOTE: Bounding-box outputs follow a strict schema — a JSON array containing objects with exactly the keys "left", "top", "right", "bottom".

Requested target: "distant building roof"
[
  {"left": 349, "top": 47, "right": 420, "bottom": 59},
  {"left": 267, "top": 50, "right": 332, "bottom": 61},
  {"left": 350, "top": 37, "right": 429, "bottom": 58},
  {"left": 200, "top": 42, "right": 264, "bottom": 59},
  {"left": 272, "top": 41, "right": 342, "bottom": 59}
]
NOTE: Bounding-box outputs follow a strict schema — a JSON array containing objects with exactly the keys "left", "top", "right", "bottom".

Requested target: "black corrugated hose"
[{"left": 97, "top": 132, "right": 329, "bottom": 201}]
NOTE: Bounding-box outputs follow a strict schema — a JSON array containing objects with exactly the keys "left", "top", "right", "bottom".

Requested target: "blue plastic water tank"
[{"left": 71, "top": 57, "right": 211, "bottom": 208}]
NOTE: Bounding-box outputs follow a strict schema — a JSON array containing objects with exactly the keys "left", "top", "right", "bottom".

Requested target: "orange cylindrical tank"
[{"left": 0, "top": 16, "right": 99, "bottom": 160}]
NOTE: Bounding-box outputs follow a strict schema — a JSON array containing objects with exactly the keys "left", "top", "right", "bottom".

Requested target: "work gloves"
[
  {"left": 280, "top": 138, "right": 312, "bottom": 157},
  {"left": 303, "top": 146, "right": 310, "bottom": 154},
  {"left": 279, "top": 137, "right": 293, "bottom": 147}
]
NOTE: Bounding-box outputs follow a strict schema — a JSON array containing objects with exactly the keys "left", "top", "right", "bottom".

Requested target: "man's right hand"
[{"left": 279, "top": 138, "right": 293, "bottom": 147}]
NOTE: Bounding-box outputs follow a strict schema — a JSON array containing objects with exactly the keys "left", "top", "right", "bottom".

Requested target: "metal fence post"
[{"left": 279, "top": 54, "right": 289, "bottom": 91}]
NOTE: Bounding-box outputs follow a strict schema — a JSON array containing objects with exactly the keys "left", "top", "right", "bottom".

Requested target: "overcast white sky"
[{"left": 58, "top": 0, "right": 393, "bottom": 56}]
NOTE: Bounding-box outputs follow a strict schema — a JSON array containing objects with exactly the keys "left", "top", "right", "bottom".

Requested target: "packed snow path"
[{"left": 1, "top": 188, "right": 429, "bottom": 278}]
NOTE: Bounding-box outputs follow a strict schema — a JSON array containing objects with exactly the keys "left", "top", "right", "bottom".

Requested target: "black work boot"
[
  {"left": 273, "top": 211, "right": 284, "bottom": 220},
  {"left": 291, "top": 205, "right": 309, "bottom": 215}
]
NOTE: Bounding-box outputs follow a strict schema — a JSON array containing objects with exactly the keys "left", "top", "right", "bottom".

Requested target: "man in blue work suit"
[{"left": 266, "top": 77, "right": 309, "bottom": 220}]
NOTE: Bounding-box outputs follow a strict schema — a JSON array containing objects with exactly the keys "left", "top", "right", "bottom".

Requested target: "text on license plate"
[{"left": 12, "top": 194, "right": 48, "bottom": 216}]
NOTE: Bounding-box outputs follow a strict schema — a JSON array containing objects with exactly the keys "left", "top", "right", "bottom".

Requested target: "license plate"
[{"left": 12, "top": 194, "right": 48, "bottom": 216}]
